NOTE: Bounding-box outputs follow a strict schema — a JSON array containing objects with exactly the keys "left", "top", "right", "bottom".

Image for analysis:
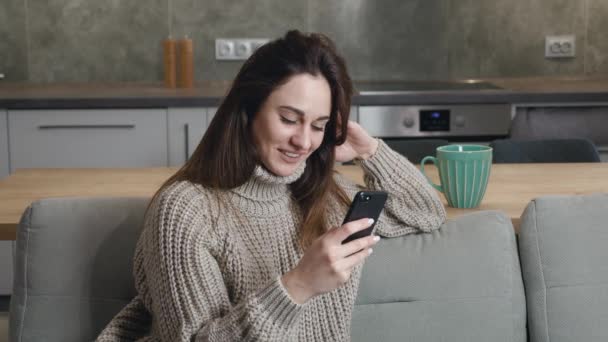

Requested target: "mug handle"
[{"left": 420, "top": 156, "right": 443, "bottom": 193}]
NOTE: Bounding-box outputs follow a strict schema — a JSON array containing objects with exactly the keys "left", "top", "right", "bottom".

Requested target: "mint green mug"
[{"left": 420, "top": 145, "right": 493, "bottom": 208}]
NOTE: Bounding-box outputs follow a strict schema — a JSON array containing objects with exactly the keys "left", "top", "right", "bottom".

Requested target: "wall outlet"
[
  {"left": 215, "top": 38, "right": 269, "bottom": 60},
  {"left": 545, "top": 35, "right": 576, "bottom": 58}
]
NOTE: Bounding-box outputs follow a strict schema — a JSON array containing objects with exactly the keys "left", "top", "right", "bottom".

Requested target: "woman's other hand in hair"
[
  {"left": 280, "top": 217, "right": 379, "bottom": 304},
  {"left": 334, "top": 121, "right": 379, "bottom": 162}
]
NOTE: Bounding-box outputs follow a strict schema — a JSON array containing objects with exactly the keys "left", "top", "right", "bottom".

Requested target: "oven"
[
  {"left": 357, "top": 104, "right": 512, "bottom": 143},
  {"left": 354, "top": 81, "right": 511, "bottom": 143}
]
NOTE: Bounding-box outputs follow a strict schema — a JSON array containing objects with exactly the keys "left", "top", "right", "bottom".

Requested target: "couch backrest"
[
  {"left": 518, "top": 193, "right": 608, "bottom": 342},
  {"left": 10, "top": 198, "right": 528, "bottom": 342},
  {"left": 352, "top": 211, "right": 527, "bottom": 342},
  {"left": 9, "top": 197, "right": 149, "bottom": 342}
]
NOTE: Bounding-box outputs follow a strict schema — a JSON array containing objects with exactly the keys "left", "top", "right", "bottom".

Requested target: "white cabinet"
[
  {"left": 350, "top": 106, "right": 359, "bottom": 123},
  {"left": 167, "top": 107, "right": 207, "bottom": 166},
  {"left": 8, "top": 109, "right": 168, "bottom": 170},
  {"left": 0, "top": 109, "right": 8, "bottom": 179},
  {"left": 208, "top": 107, "right": 218, "bottom": 122}
]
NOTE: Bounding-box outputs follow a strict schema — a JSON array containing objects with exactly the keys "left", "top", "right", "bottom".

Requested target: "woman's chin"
[{"left": 268, "top": 161, "right": 302, "bottom": 177}]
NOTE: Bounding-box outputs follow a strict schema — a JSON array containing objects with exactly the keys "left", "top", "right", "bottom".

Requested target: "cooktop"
[{"left": 356, "top": 80, "right": 503, "bottom": 94}]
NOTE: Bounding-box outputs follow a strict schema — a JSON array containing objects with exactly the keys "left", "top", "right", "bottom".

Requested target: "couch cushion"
[
  {"left": 353, "top": 211, "right": 526, "bottom": 342},
  {"left": 9, "top": 197, "right": 149, "bottom": 342},
  {"left": 518, "top": 193, "right": 608, "bottom": 342}
]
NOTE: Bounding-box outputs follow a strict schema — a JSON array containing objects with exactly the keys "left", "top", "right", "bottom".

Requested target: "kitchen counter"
[
  {"left": 2, "top": 76, "right": 608, "bottom": 109},
  {"left": 0, "top": 82, "right": 230, "bottom": 109},
  {"left": 1, "top": 163, "right": 607, "bottom": 240}
]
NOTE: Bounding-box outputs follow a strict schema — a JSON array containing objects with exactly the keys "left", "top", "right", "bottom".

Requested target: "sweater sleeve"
[
  {"left": 355, "top": 139, "right": 446, "bottom": 236},
  {"left": 137, "top": 186, "right": 306, "bottom": 341}
]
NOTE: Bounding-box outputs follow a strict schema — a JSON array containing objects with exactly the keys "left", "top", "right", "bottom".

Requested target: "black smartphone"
[{"left": 341, "top": 191, "right": 388, "bottom": 244}]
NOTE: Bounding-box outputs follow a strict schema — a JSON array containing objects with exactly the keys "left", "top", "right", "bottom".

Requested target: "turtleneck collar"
[{"left": 230, "top": 161, "right": 306, "bottom": 202}]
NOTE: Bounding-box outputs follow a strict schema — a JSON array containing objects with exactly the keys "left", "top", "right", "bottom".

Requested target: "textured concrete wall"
[
  {"left": 1, "top": 0, "right": 607, "bottom": 83},
  {"left": 0, "top": 0, "right": 28, "bottom": 81}
]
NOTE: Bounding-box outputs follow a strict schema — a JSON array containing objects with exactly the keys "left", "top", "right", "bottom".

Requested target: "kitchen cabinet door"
[
  {"left": 8, "top": 109, "right": 168, "bottom": 170},
  {"left": 0, "top": 109, "right": 8, "bottom": 179},
  {"left": 207, "top": 107, "right": 218, "bottom": 123},
  {"left": 167, "top": 107, "right": 207, "bottom": 166},
  {"left": 350, "top": 106, "right": 359, "bottom": 123}
]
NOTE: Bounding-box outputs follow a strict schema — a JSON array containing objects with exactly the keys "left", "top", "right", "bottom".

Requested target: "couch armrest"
[{"left": 518, "top": 193, "right": 608, "bottom": 342}]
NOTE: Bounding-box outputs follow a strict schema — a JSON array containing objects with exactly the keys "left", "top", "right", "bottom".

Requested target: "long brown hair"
[{"left": 155, "top": 30, "right": 352, "bottom": 248}]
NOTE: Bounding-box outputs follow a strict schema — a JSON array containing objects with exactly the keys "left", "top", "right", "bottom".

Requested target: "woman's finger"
[
  {"left": 338, "top": 234, "right": 379, "bottom": 258},
  {"left": 330, "top": 217, "right": 374, "bottom": 243},
  {"left": 334, "top": 247, "right": 373, "bottom": 272}
]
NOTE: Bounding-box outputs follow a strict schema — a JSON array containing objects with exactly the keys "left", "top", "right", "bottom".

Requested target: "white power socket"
[
  {"left": 545, "top": 35, "right": 576, "bottom": 58},
  {"left": 215, "top": 38, "right": 269, "bottom": 60}
]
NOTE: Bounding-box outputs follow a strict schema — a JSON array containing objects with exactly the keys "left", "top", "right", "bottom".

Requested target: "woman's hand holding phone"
[{"left": 281, "top": 217, "right": 379, "bottom": 304}]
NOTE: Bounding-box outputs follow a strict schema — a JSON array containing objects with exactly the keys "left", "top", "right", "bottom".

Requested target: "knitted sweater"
[{"left": 96, "top": 140, "right": 446, "bottom": 341}]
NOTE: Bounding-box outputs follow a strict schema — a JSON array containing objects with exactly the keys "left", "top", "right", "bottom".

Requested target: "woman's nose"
[{"left": 291, "top": 127, "right": 312, "bottom": 151}]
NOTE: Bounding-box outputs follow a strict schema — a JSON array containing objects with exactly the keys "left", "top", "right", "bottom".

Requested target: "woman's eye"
[
  {"left": 313, "top": 121, "right": 328, "bottom": 132},
  {"left": 280, "top": 116, "right": 296, "bottom": 124}
]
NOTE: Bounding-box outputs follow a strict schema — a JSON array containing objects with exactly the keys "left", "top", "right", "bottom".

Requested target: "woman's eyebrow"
[{"left": 279, "top": 105, "right": 330, "bottom": 121}]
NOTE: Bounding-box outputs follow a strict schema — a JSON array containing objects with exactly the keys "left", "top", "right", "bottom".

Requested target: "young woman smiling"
[{"left": 97, "top": 30, "right": 446, "bottom": 342}]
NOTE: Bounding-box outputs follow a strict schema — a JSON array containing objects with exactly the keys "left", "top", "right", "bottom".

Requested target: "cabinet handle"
[
  {"left": 38, "top": 124, "right": 136, "bottom": 130},
  {"left": 184, "top": 123, "right": 190, "bottom": 160}
]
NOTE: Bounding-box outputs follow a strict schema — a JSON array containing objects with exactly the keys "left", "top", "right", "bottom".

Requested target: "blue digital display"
[{"left": 420, "top": 109, "right": 450, "bottom": 131}]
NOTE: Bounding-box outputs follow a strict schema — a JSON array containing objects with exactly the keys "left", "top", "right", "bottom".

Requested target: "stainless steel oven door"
[{"left": 358, "top": 104, "right": 512, "bottom": 141}]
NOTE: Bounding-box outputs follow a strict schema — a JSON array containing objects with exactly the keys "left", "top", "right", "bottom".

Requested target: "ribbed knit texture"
[{"left": 96, "top": 140, "right": 446, "bottom": 341}]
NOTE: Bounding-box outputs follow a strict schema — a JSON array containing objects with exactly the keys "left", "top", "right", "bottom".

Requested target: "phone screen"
[{"left": 341, "top": 191, "right": 388, "bottom": 244}]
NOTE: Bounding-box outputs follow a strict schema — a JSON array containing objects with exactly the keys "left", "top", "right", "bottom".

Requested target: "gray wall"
[{"left": 2, "top": 0, "right": 608, "bottom": 83}]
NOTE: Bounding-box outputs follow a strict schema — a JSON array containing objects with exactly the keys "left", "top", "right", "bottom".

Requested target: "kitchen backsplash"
[{"left": 1, "top": 0, "right": 607, "bottom": 83}]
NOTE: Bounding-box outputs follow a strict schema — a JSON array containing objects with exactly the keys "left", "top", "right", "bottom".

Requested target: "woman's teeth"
[{"left": 282, "top": 151, "right": 299, "bottom": 158}]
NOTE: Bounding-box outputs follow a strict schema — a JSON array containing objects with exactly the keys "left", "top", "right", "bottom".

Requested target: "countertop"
[
  {"left": 2, "top": 76, "right": 608, "bottom": 109},
  {"left": 1, "top": 163, "right": 607, "bottom": 240}
]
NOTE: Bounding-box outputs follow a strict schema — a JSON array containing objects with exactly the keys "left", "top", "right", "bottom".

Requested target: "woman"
[{"left": 97, "top": 30, "right": 446, "bottom": 341}]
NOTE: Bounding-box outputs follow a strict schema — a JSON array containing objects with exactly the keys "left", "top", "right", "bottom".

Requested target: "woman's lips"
[{"left": 279, "top": 149, "right": 305, "bottom": 163}]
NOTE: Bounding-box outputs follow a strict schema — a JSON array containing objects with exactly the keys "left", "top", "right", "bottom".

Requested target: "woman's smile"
[{"left": 279, "top": 149, "right": 305, "bottom": 161}]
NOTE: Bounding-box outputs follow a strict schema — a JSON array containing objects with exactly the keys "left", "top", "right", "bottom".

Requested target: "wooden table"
[{"left": 1, "top": 163, "right": 607, "bottom": 240}]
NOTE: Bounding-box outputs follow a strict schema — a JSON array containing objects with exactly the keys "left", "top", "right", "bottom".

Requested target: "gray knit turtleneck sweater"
[{"left": 96, "top": 140, "right": 446, "bottom": 341}]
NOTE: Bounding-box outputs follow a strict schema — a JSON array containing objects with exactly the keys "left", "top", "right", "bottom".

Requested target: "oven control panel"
[
  {"left": 358, "top": 104, "right": 512, "bottom": 138},
  {"left": 419, "top": 109, "right": 450, "bottom": 131}
]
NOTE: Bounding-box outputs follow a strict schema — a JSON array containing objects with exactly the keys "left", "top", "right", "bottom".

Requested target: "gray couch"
[{"left": 8, "top": 193, "right": 608, "bottom": 341}]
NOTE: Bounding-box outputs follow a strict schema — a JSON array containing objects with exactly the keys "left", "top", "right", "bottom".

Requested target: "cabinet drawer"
[{"left": 8, "top": 109, "right": 168, "bottom": 170}]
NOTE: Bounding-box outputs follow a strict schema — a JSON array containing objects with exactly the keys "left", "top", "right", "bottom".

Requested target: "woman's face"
[{"left": 252, "top": 73, "right": 332, "bottom": 177}]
